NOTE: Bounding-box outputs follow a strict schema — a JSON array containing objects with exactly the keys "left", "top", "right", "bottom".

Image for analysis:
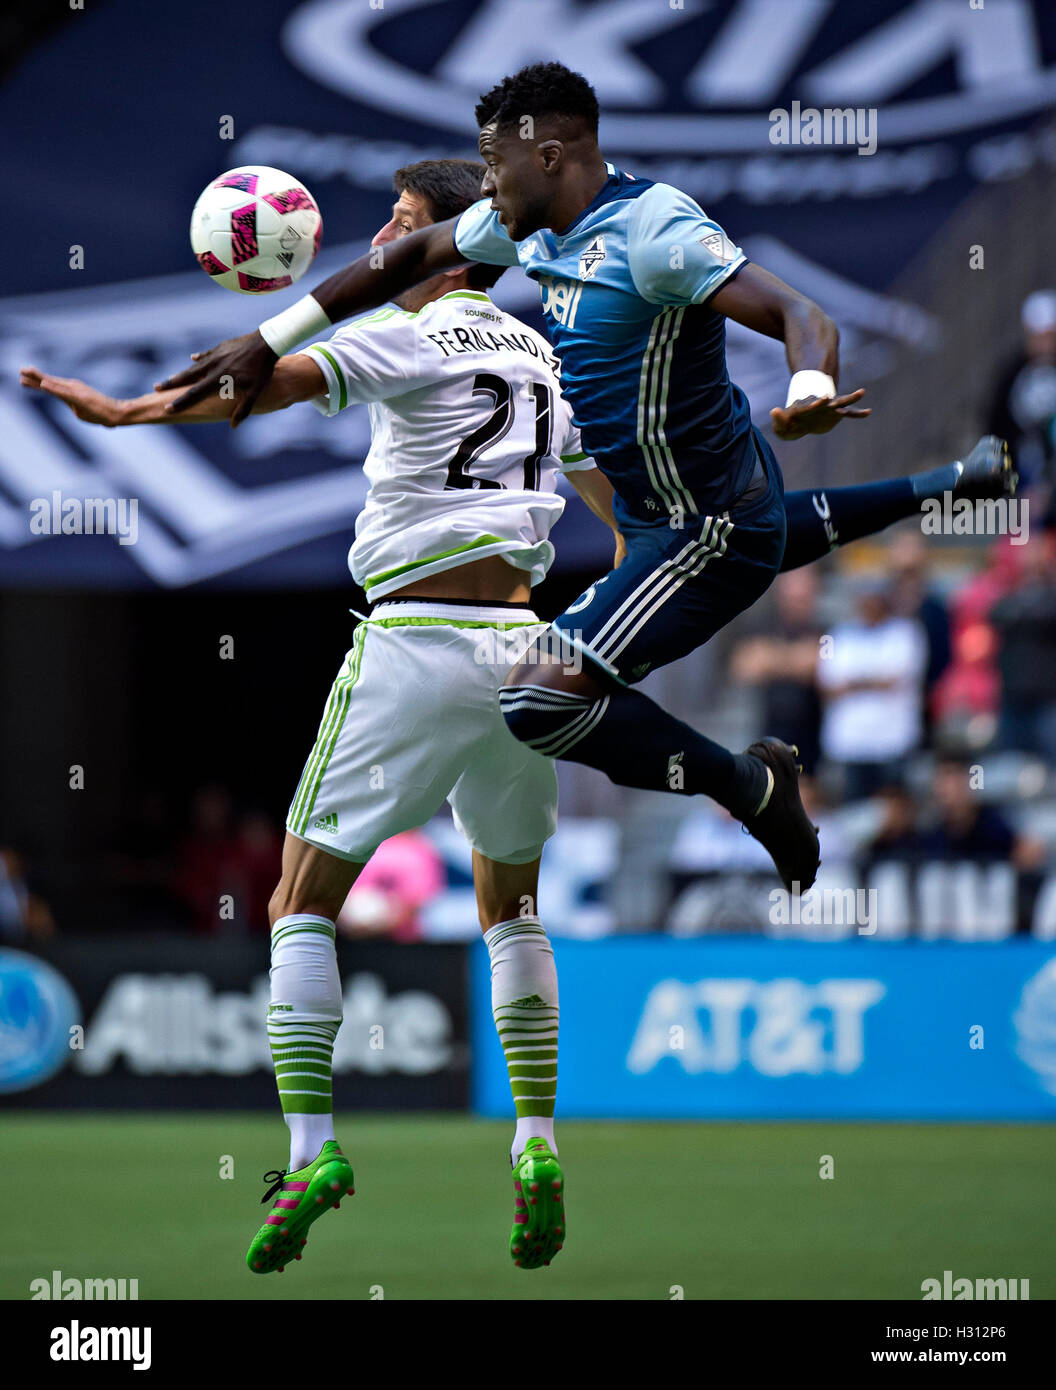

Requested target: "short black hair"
[
  {"left": 392, "top": 158, "right": 503, "bottom": 290},
  {"left": 475, "top": 62, "right": 599, "bottom": 138}
]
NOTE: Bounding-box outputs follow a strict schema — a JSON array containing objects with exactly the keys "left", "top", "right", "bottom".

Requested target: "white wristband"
[
  {"left": 786, "top": 370, "right": 836, "bottom": 408},
  {"left": 258, "top": 294, "right": 332, "bottom": 357}
]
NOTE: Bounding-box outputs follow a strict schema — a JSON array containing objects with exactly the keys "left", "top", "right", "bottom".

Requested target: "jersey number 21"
[{"left": 444, "top": 373, "right": 554, "bottom": 493}]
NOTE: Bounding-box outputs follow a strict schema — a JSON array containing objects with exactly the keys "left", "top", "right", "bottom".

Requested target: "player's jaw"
[{"left": 479, "top": 129, "right": 553, "bottom": 241}]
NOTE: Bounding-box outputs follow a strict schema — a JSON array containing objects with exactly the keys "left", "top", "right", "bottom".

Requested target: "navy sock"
[
  {"left": 780, "top": 465, "right": 962, "bottom": 572},
  {"left": 909, "top": 461, "right": 962, "bottom": 500},
  {"left": 500, "top": 683, "right": 769, "bottom": 819},
  {"left": 781, "top": 479, "right": 915, "bottom": 571}
]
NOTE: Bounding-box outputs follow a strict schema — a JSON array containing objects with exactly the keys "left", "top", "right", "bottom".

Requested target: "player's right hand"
[
  {"left": 156, "top": 330, "right": 278, "bottom": 427},
  {"left": 769, "top": 388, "right": 869, "bottom": 441},
  {"left": 20, "top": 366, "right": 123, "bottom": 426}
]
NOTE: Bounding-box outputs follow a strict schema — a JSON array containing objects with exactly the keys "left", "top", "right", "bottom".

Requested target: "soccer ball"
[{"left": 190, "top": 165, "right": 323, "bottom": 294}]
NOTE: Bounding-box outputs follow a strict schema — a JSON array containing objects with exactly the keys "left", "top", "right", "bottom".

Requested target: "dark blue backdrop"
[{"left": 2, "top": 0, "right": 1054, "bottom": 587}]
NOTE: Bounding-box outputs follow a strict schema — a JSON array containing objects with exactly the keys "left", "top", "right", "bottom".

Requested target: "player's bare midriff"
[{"left": 389, "top": 552, "right": 533, "bottom": 605}]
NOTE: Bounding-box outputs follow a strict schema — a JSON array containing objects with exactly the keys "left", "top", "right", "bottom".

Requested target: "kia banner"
[{"left": 3, "top": 0, "right": 1054, "bottom": 587}]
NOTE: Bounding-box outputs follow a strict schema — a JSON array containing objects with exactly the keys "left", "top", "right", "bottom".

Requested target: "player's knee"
[
  {"left": 503, "top": 651, "right": 603, "bottom": 697},
  {"left": 504, "top": 626, "right": 585, "bottom": 691},
  {"left": 475, "top": 853, "right": 543, "bottom": 929},
  {"left": 499, "top": 683, "right": 596, "bottom": 753},
  {"left": 477, "top": 883, "right": 528, "bottom": 929},
  {"left": 503, "top": 656, "right": 536, "bottom": 690},
  {"left": 268, "top": 878, "right": 343, "bottom": 928},
  {"left": 268, "top": 880, "right": 290, "bottom": 927},
  {"left": 480, "top": 898, "right": 527, "bottom": 930}
]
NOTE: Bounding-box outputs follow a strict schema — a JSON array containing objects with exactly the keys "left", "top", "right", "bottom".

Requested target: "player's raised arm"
[
  {"left": 20, "top": 353, "right": 325, "bottom": 426},
  {"left": 626, "top": 183, "right": 869, "bottom": 443},
  {"left": 708, "top": 263, "right": 870, "bottom": 441},
  {"left": 157, "top": 218, "right": 468, "bottom": 424}
]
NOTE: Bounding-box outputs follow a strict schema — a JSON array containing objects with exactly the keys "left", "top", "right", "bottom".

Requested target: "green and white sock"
[
  {"left": 484, "top": 917, "right": 559, "bottom": 1165},
  {"left": 268, "top": 913, "right": 343, "bottom": 1171}
]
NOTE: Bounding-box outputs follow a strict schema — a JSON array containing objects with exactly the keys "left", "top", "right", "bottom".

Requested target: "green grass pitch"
[{"left": 3, "top": 1113, "right": 1052, "bottom": 1300}]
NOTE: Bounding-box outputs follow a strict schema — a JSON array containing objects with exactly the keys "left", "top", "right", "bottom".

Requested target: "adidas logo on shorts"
[{"left": 313, "top": 812, "right": 339, "bottom": 833}]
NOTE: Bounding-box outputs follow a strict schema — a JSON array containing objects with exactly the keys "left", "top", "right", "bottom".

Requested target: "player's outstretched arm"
[
  {"left": 709, "top": 263, "right": 870, "bottom": 441},
  {"left": 157, "top": 219, "right": 466, "bottom": 425},
  {"left": 20, "top": 354, "right": 325, "bottom": 426}
]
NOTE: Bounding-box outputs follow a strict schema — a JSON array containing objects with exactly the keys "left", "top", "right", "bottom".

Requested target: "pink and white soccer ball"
[{"left": 189, "top": 166, "right": 323, "bottom": 294}]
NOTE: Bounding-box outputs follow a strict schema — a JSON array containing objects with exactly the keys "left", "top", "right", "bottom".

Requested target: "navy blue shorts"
[{"left": 552, "top": 434, "right": 786, "bottom": 685}]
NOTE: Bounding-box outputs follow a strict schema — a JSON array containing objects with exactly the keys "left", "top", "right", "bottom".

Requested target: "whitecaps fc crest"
[{"left": 579, "top": 236, "right": 606, "bottom": 280}]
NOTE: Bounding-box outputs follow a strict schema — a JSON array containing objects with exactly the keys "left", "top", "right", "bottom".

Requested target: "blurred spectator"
[
  {"left": 106, "top": 789, "right": 186, "bottom": 927},
  {"left": 888, "top": 530, "right": 951, "bottom": 733},
  {"left": 173, "top": 785, "right": 238, "bottom": 932},
  {"left": 917, "top": 756, "right": 1044, "bottom": 870},
  {"left": 986, "top": 289, "right": 1056, "bottom": 492},
  {"left": 337, "top": 830, "right": 445, "bottom": 942},
  {"left": 224, "top": 811, "right": 283, "bottom": 933},
  {"left": 173, "top": 785, "right": 281, "bottom": 933},
  {"left": 989, "top": 523, "right": 1056, "bottom": 761},
  {"left": 0, "top": 846, "right": 55, "bottom": 940},
  {"left": 797, "top": 773, "right": 852, "bottom": 867},
  {"left": 817, "top": 577, "right": 928, "bottom": 801},
  {"left": 930, "top": 617, "right": 1001, "bottom": 747},
  {"left": 729, "top": 568, "right": 823, "bottom": 773},
  {"left": 943, "top": 534, "right": 1024, "bottom": 647},
  {"left": 860, "top": 781, "right": 923, "bottom": 870},
  {"left": 930, "top": 533, "right": 1029, "bottom": 747}
]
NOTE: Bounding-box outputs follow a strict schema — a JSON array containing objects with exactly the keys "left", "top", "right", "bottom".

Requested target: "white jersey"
[{"left": 302, "top": 289, "right": 594, "bottom": 600}]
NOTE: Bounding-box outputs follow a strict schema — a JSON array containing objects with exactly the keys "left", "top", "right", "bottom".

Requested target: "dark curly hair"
[
  {"left": 475, "top": 62, "right": 599, "bottom": 137},
  {"left": 393, "top": 159, "right": 504, "bottom": 289}
]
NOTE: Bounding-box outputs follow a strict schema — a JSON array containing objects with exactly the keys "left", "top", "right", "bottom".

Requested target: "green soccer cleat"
[
  {"left": 510, "top": 1138, "right": 565, "bottom": 1270},
  {"left": 246, "top": 1140, "right": 355, "bottom": 1274}
]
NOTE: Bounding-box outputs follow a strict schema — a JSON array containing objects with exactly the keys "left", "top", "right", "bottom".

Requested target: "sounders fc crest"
[{"left": 579, "top": 235, "right": 606, "bottom": 280}]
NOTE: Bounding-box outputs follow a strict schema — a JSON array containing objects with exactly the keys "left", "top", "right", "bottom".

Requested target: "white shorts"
[{"left": 286, "top": 601, "right": 557, "bottom": 865}]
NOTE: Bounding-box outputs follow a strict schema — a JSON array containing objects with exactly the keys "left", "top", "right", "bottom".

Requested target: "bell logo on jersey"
[
  {"left": 578, "top": 236, "right": 606, "bottom": 281},
  {"left": 539, "top": 276, "right": 584, "bottom": 330}
]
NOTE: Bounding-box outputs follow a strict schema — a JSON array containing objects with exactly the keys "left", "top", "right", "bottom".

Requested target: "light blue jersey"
[{"left": 454, "top": 164, "right": 762, "bottom": 521}]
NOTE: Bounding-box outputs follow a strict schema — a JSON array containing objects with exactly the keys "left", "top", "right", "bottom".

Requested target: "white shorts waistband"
[{"left": 364, "top": 601, "right": 541, "bottom": 625}]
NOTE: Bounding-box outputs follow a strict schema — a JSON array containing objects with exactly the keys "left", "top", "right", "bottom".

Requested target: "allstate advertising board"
[{"left": 472, "top": 940, "right": 1056, "bottom": 1119}]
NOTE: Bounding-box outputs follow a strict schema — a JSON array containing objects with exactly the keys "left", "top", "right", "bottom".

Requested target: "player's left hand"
[
  {"left": 770, "top": 388, "right": 869, "bottom": 441},
  {"left": 614, "top": 532, "right": 627, "bottom": 569},
  {"left": 156, "top": 329, "right": 277, "bottom": 426},
  {"left": 19, "top": 366, "right": 123, "bottom": 426}
]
